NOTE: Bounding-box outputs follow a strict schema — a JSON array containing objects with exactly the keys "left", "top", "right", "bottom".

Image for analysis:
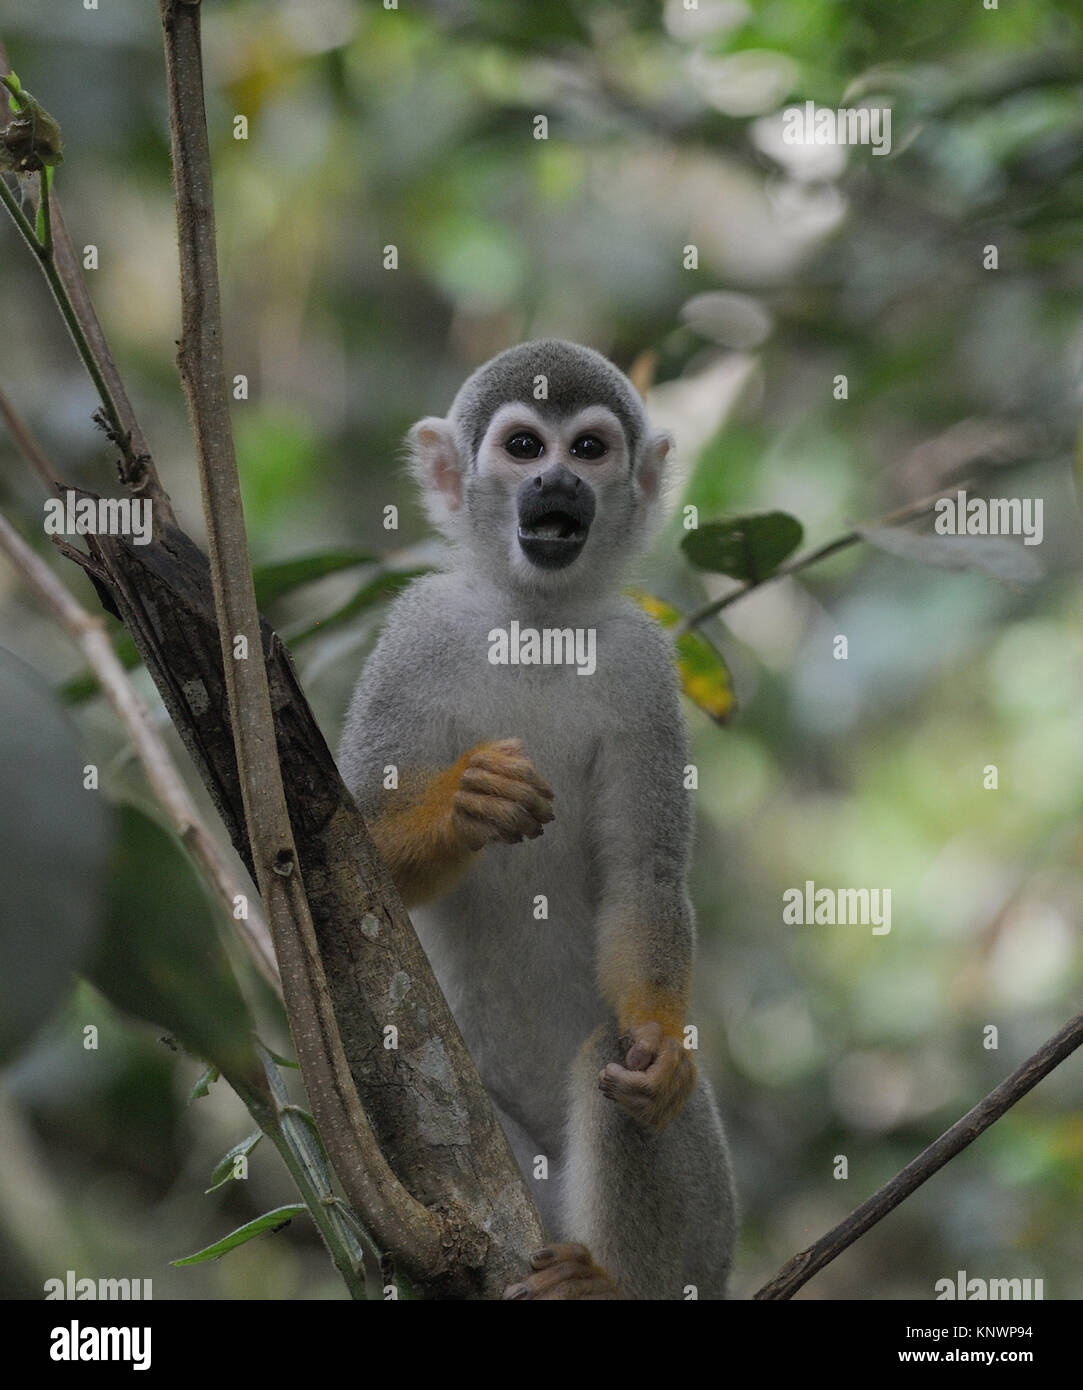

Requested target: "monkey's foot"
[
  {"left": 503, "top": 1244, "right": 620, "bottom": 1301},
  {"left": 598, "top": 1020, "right": 696, "bottom": 1132},
  {"left": 451, "top": 738, "right": 555, "bottom": 850}
]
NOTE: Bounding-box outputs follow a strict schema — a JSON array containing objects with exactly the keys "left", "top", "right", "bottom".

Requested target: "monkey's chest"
[{"left": 414, "top": 663, "right": 612, "bottom": 1146}]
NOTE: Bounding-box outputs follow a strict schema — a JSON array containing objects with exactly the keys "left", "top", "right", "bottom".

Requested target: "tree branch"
[
  {"left": 158, "top": 0, "right": 450, "bottom": 1280},
  {"left": 754, "top": 1006, "right": 1083, "bottom": 1299},
  {"left": 0, "top": 27, "right": 560, "bottom": 1299},
  {"left": 0, "top": 389, "right": 278, "bottom": 991}
]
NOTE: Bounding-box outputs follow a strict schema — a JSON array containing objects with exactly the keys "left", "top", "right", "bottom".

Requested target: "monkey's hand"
[
  {"left": 369, "top": 738, "right": 553, "bottom": 907},
  {"left": 450, "top": 738, "right": 555, "bottom": 850},
  {"left": 503, "top": 1244, "right": 621, "bottom": 1301},
  {"left": 598, "top": 1021, "right": 696, "bottom": 1132}
]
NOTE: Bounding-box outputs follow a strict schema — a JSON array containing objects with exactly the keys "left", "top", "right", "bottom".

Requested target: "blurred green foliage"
[{"left": 0, "top": 0, "right": 1081, "bottom": 1300}]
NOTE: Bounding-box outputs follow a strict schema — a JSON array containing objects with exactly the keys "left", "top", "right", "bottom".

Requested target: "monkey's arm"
[
  {"left": 590, "top": 617, "right": 698, "bottom": 1132},
  {"left": 338, "top": 579, "right": 553, "bottom": 906},
  {"left": 366, "top": 739, "right": 554, "bottom": 907}
]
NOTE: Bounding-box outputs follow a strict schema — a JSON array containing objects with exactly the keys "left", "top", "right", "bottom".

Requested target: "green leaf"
[
  {"left": 86, "top": 804, "right": 260, "bottom": 1080},
  {"left": 171, "top": 1206, "right": 306, "bottom": 1266},
  {"left": 681, "top": 512, "right": 804, "bottom": 584},
  {"left": 189, "top": 1064, "right": 220, "bottom": 1101},
  {"left": 857, "top": 525, "right": 1042, "bottom": 585},
  {"left": 206, "top": 1131, "right": 263, "bottom": 1192},
  {"left": 252, "top": 550, "right": 375, "bottom": 606},
  {"left": 289, "top": 568, "right": 430, "bottom": 646},
  {"left": 0, "top": 649, "right": 114, "bottom": 1061},
  {"left": 261, "top": 1046, "right": 299, "bottom": 1069},
  {"left": 628, "top": 591, "right": 737, "bottom": 725}
]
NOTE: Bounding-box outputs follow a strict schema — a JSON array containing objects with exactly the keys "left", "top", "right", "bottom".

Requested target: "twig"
[
  {"left": 676, "top": 482, "right": 976, "bottom": 635},
  {"left": 0, "top": 382, "right": 56, "bottom": 489},
  {"left": 233, "top": 1043, "right": 374, "bottom": 1301},
  {"left": 158, "top": 0, "right": 444, "bottom": 1277},
  {"left": 677, "top": 532, "right": 860, "bottom": 632},
  {"left": 0, "top": 175, "right": 131, "bottom": 480},
  {"left": 37, "top": 166, "right": 51, "bottom": 255},
  {"left": 0, "top": 500, "right": 279, "bottom": 992},
  {"left": 0, "top": 42, "right": 173, "bottom": 513},
  {"left": 754, "top": 1007, "right": 1083, "bottom": 1299}
]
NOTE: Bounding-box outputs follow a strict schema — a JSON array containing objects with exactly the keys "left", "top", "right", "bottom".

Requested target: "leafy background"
[{"left": 0, "top": 0, "right": 1080, "bottom": 1299}]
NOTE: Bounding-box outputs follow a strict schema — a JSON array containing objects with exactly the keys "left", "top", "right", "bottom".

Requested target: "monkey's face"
[
  {"left": 408, "top": 348, "right": 671, "bottom": 599},
  {"left": 468, "top": 403, "right": 638, "bottom": 589}
]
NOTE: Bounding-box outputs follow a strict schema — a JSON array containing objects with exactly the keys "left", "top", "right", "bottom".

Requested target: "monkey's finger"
[
  {"left": 458, "top": 769, "right": 555, "bottom": 823},
  {"left": 453, "top": 790, "right": 539, "bottom": 836},
  {"left": 618, "top": 1021, "right": 663, "bottom": 1071},
  {"left": 600, "top": 1061, "right": 653, "bottom": 1089},
  {"left": 598, "top": 1061, "right": 654, "bottom": 1103},
  {"left": 467, "top": 744, "right": 554, "bottom": 798},
  {"left": 453, "top": 801, "right": 547, "bottom": 846},
  {"left": 505, "top": 1248, "right": 618, "bottom": 1299},
  {"left": 529, "top": 1243, "right": 593, "bottom": 1269},
  {"left": 624, "top": 1038, "right": 657, "bottom": 1071},
  {"left": 469, "top": 758, "right": 554, "bottom": 801}
]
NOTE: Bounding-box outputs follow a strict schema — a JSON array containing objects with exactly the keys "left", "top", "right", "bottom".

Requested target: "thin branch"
[
  {"left": 0, "top": 382, "right": 56, "bottom": 489},
  {"left": 0, "top": 174, "right": 130, "bottom": 478},
  {"left": 0, "top": 497, "right": 279, "bottom": 992},
  {"left": 231, "top": 1043, "right": 374, "bottom": 1301},
  {"left": 677, "top": 532, "right": 860, "bottom": 632},
  {"left": 754, "top": 1006, "right": 1083, "bottom": 1300},
  {"left": 37, "top": 165, "right": 51, "bottom": 255},
  {"left": 676, "top": 482, "right": 976, "bottom": 636},
  {"left": 158, "top": 0, "right": 445, "bottom": 1276},
  {"left": 0, "top": 42, "right": 173, "bottom": 513},
  {"left": 0, "top": 170, "right": 38, "bottom": 255}
]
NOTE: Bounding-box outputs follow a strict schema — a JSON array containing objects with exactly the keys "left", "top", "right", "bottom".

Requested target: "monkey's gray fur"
[
  {"left": 339, "top": 340, "right": 737, "bottom": 1299},
  {"left": 450, "top": 339, "right": 648, "bottom": 460}
]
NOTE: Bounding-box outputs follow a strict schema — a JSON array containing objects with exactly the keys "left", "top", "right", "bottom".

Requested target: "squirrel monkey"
[{"left": 339, "top": 340, "right": 736, "bottom": 1299}]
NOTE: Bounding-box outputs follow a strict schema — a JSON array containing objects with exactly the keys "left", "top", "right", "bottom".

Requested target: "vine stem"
[{"left": 0, "top": 173, "right": 129, "bottom": 453}]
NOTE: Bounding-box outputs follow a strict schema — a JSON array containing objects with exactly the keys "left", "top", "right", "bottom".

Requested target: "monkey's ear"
[
  {"left": 407, "top": 416, "right": 463, "bottom": 514},
  {"left": 635, "top": 430, "right": 672, "bottom": 503}
]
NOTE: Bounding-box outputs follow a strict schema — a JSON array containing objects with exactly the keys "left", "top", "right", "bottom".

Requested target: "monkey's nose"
[{"left": 532, "top": 464, "right": 581, "bottom": 498}]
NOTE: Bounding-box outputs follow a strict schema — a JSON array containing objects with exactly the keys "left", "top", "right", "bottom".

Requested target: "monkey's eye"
[
  {"left": 505, "top": 432, "right": 544, "bottom": 460},
  {"left": 570, "top": 434, "right": 607, "bottom": 461}
]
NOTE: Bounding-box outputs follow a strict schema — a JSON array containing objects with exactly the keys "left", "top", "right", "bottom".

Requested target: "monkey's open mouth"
[
  {"left": 518, "top": 510, "right": 591, "bottom": 568},
  {"left": 516, "top": 467, "right": 597, "bottom": 570}
]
